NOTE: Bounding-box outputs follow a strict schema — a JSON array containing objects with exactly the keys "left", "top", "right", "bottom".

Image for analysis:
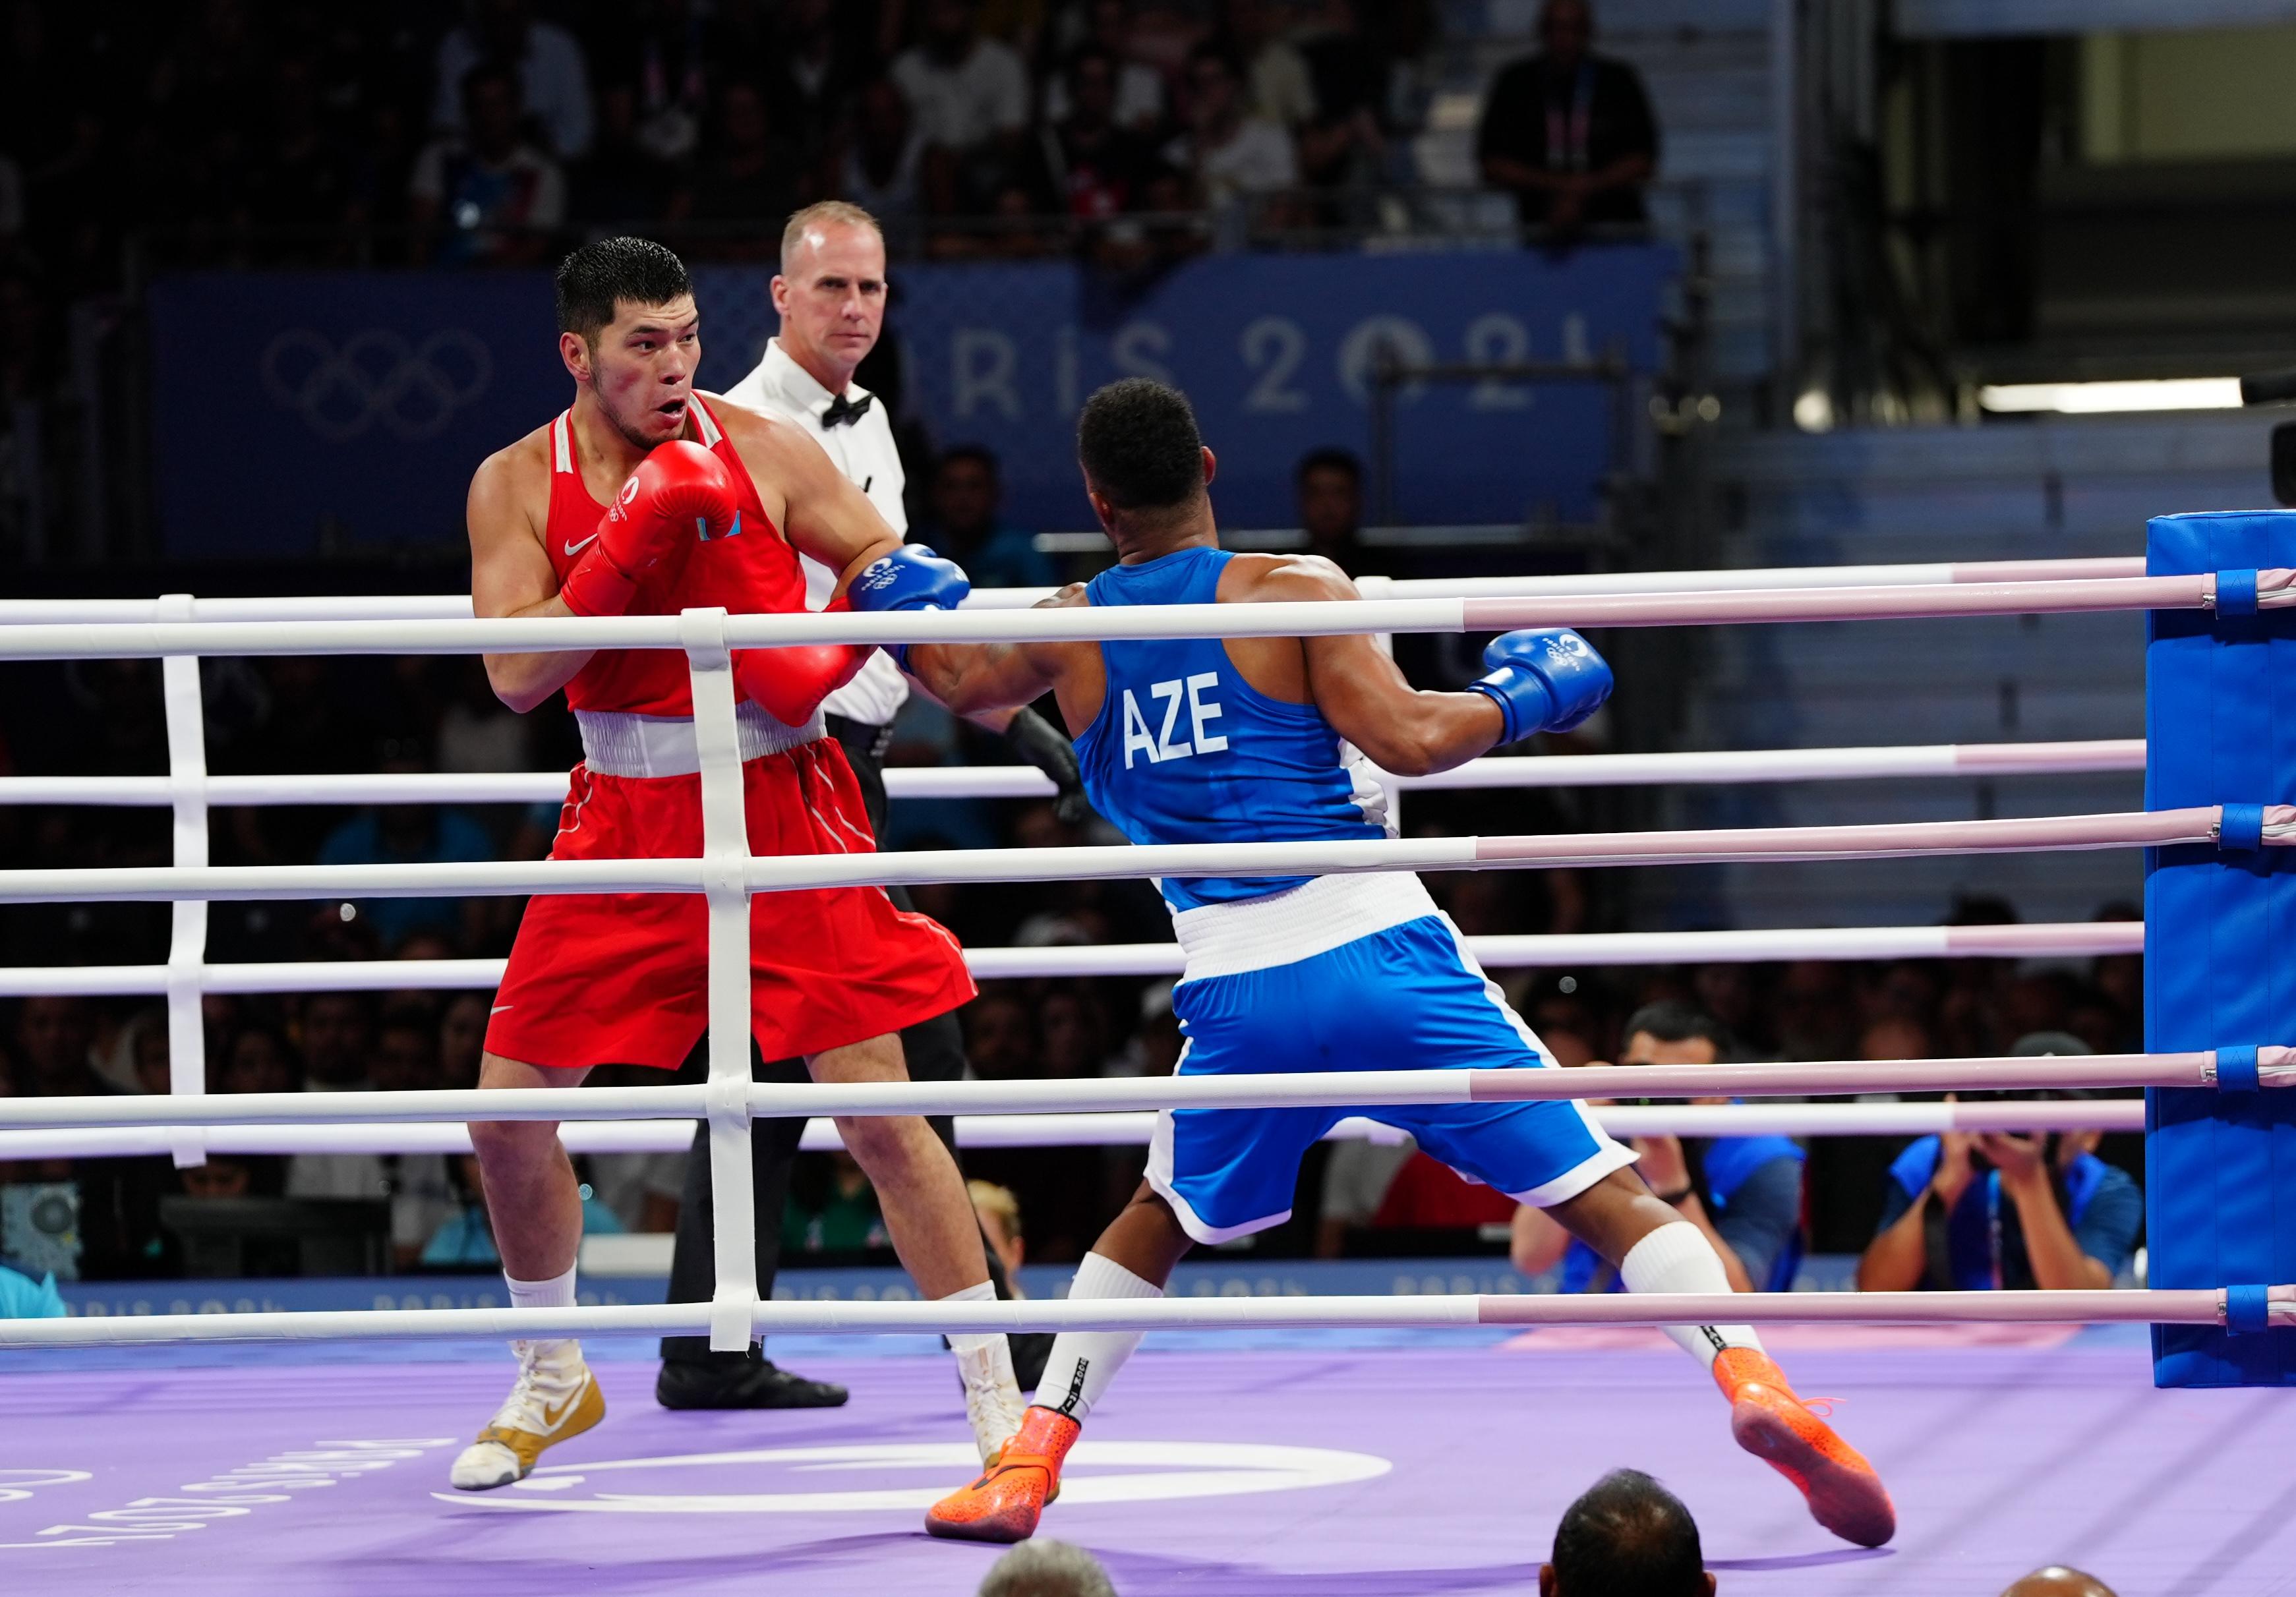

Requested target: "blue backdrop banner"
[
  {"left": 700, "top": 245, "right": 1674, "bottom": 531},
  {"left": 150, "top": 271, "right": 560, "bottom": 558},
  {"left": 150, "top": 248, "right": 1671, "bottom": 557}
]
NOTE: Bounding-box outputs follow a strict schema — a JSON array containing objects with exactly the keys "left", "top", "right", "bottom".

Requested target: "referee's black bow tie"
[{"left": 822, "top": 392, "right": 874, "bottom": 428}]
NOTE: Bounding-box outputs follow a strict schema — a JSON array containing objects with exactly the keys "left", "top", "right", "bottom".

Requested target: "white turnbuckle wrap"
[
  {"left": 160, "top": 594, "right": 210, "bottom": 1169},
  {"left": 682, "top": 607, "right": 759, "bottom": 1354}
]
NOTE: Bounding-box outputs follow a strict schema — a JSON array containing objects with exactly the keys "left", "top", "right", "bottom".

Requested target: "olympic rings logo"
[{"left": 260, "top": 328, "right": 493, "bottom": 442}]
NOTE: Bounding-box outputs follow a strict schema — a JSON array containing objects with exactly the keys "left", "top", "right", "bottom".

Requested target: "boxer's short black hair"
[
  {"left": 556, "top": 237, "right": 693, "bottom": 345},
  {"left": 1076, "top": 378, "right": 1204, "bottom": 512},
  {"left": 1550, "top": 1470, "right": 1707, "bottom": 1596}
]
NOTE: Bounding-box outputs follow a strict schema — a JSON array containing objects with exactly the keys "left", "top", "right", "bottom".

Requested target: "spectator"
[
  {"left": 1042, "top": 0, "right": 1168, "bottom": 133},
  {"left": 439, "top": 992, "right": 489, "bottom": 1089},
  {"left": 17, "top": 995, "right": 100, "bottom": 1097},
  {"left": 248, "top": 53, "right": 353, "bottom": 252},
  {"left": 668, "top": 80, "right": 801, "bottom": 256},
  {"left": 839, "top": 77, "right": 927, "bottom": 234},
  {"left": 7, "top": 997, "right": 170, "bottom": 1279},
  {"left": 980, "top": 1539, "right": 1119, "bottom": 1597},
  {"left": 408, "top": 59, "right": 567, "bottom": 268},
  {"left": 1293, "top": 0, "right": 1388, "bottom": 198},
  {"left": 971, "top": 1178, "right": 1026, "bottom": 1283},
  {"left": 965, "top": 987, "right": 1040, "bottom": 1080},
  {"left": 1167, "top": 44, "right": 1300, "bottom": 225},
  {"left": 1543, "top": 1469, "right": 1713, "bottom": 1597},
  {"left": 1512, "top": 1001, "right": 1805, "bottom": 1294},
  {"left": 436, "top": 658, "right": 533, "bottom": 774},
  {"left": 285, "top": 993, "right": 391, "bottom": 1205},
  {"left": 925, "top": 446, "right": 1057, "bottom": 589},
  {"left": 1036, "top": 47, "right": 1171, "bottom": 229},
  {"left": 433, "top": 0, "right": 593, "bottom": 161},
  {"left": 569, "top": 82, "right": 673, "bottom": 228},
  {"left": 893, "top": 0, "right": 1032, "bottom": 214},
  {"left": 2002, "top": 1571, "right": 2118, "bottom": 1597},
  {"left": 1858, "top": 1034, "right": 2142, "bottom": 1293},
  {"left": 1476, "top": 0, "right": 1658, "bottom": 237},
  {"left": 220, "top": 1022, "right": 299, "bottom": 1096},
  {"left": 1314, "top": 1131, "right": 1415, "bottom": 1256},
  {"left": 314, "top": 741, "right": 496, "bottom": 952},
  {"left": 1215, "top": 0, "right": 1318, "bottom": 131},
  {"left": 423, "top": 1153, "right": 624, "bottom": 1268},
  {"left": 783, "top": 1151, "right": 890, "bottom": 1256},
  {"left": 609, "top": 0, "right": 712, "bottom": 165},
  {"left": 759, "top": 0, "right": 864, "bottom": 181},
  {"left": 1295, "top": 446, "right": 1378, "bottom": 573}
]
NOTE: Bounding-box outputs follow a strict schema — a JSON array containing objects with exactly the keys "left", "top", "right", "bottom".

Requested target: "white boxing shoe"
[
  {"left": 450, "top": 1339, "right": 605, "bottom": 1490},
  {"left": 955, "top": 1335, "right": 1028, "bottom": 1464}
]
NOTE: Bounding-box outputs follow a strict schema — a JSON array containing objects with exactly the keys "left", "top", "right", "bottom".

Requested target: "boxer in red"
[{"left": 450, "top": 237, "right": 1022, "bottom": 1490}]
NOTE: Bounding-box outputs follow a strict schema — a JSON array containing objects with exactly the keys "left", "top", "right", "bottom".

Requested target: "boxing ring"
[{"left": 2, "top": 552, "right": 2291, "bottom": 1594}]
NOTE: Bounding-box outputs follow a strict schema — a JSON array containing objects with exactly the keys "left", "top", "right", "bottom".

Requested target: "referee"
[{"left": 655, "top": 201, "right": 1078, "bottom": 1409}]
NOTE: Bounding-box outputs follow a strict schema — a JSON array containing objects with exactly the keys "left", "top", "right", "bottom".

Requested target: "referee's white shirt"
[{"left": 721, "top": 336, "right": 910, "bottom": 727}]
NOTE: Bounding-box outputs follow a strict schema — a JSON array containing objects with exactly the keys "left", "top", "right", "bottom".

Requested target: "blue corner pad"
[
  {"left": 2218, "top": 1045, "right": 2263, "bottom": 1091},
  {"left": 2219, "top": 569, "right": 2262, "bottom": 616},
  {"left": 2220, "top": 803, "right": 2266, "bottom": 851},
  {"left": 2227, "top": 1284, "right": 2274, "bottom": 1335}
]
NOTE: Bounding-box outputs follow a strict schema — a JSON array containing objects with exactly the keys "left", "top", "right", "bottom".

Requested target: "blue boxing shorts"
[{"left": 1147, "top": 875, "right": 1637, "bottom": 1244}]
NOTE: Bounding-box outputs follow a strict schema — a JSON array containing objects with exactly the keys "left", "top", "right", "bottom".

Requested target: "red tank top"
[{"left": 544, "top": 398, "right": 806, "bottom": 715}]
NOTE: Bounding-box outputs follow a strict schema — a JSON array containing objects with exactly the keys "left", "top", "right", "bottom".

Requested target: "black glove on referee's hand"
[{"left": 1004, "top": 705, "right": 1092, "bottom": 825}]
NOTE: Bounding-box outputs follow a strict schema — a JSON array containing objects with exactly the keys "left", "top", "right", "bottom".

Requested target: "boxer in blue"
[{"left": 882, "top": 378, "right": 1894, "bottom": 1551}]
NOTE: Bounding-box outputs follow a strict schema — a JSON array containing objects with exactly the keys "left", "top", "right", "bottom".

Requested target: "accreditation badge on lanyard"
[{"left": 1543, "top": 63, "right": 1597, "bottom": 173}]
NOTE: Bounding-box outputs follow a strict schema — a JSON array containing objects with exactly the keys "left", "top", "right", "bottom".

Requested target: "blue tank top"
[{"left": 1073, "top": 546, "right": 1389, "bottom": 913}]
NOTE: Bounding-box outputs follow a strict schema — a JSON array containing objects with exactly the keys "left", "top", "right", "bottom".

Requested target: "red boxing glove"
[
  {"left": 560, "top": 440, "right": 739, "bottom": 616},
  {"left": 732, "top": 595, "right": 871, "bottom": 727}
]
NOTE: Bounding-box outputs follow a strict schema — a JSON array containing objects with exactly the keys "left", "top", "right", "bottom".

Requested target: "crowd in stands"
[{"left": 0, "top": 0, "right": 1450, "bottom": 287}]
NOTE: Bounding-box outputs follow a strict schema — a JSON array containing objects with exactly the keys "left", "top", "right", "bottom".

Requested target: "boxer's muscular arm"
[
  {"left": 468, "top": 442, "right": 593, "bottom": 714},
  {"left": 1232, "top": 558, "right": 1504, "bottom": 776},
  {"left": 719, "top": 405, "right": 904, "bottom": 595},
  {"left": 905, "top": 586, "right": 1094, "bottom": 715}
]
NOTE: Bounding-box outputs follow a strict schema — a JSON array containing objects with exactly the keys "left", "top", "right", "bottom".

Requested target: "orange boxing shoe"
[
  {"left": 1713, "top": 1347, "right": 1896, "bottom": 1548},
  {"left": 924, "top": 1406, "right": 1081, "bottom": 1544}
]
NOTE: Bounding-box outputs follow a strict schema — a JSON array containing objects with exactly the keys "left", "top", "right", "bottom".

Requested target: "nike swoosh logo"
[
  {"left": 541, "top": 1387, "right": 583, "bottom": 1428},
  {"left": 490, "top": 1004, "right": 514, "bottom": 1015},
  {"left": 562, "top": 533, "right": 599, "bottom": 558}
]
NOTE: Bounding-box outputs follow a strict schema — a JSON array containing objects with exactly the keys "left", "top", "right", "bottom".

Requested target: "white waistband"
[
  {"left": 1171, "top": 871, "right": 1442, "bottom": 979},
  {"left": 575, "top": 703, "right": 824, "bottom": 778}
]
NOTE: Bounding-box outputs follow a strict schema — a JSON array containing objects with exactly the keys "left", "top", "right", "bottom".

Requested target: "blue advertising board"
[
  {"left": 149, "top": 248, "right": 1670, "bottom": 557},
  {"left": 150, "top": 271, "right": 562, "bottom": 558},
  {"left": 873, "top": 247, "right": 1671, "bottom": 530}
]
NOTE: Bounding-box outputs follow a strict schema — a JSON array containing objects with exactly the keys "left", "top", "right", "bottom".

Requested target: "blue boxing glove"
[
  {"left": 848, "top": 544, "right": 972, "bottom": 672},
  {"left": 1468, "top": 628, "right": 1612, "bottom": 744}
]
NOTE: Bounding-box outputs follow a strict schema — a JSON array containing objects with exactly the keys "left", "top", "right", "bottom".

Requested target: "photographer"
[
  {"left": 1856, "top": 1034, "right": 2142, "bottom": 1293},
  {"left": 1511, "top": 1001, "right": 1805, "bottom": 1294}
]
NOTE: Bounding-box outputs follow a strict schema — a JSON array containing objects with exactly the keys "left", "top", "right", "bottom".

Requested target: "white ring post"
[
  {"left": 158, "top": 595, "right": 210, "bottom": 1169},
  {"left": 680, "top": 608, "right": 757, "bottom": 1354}
]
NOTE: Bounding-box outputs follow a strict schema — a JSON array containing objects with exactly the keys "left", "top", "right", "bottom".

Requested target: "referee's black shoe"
[{"left": 656, "top": 1355, "right": 849, "bottom": 1410}]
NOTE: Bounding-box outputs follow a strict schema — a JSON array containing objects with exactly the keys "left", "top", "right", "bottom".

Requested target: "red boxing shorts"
[{"left": 485, "top": 735, "right": 974, "bottom": 1071}]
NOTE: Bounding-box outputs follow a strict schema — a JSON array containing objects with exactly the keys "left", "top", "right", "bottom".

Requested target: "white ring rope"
[
  {"left": 0, "top": 808, "right": 2251, "bottom": 905},
  {"left": 2, "top": 1287, "right": 2285, "bottom": 1350},
  {"left": 0, "top": 738, "right": 2152, "bottom": 809},
  {"left": 0, "top": 1100, "right": 2151, "bottom": 1165},
  {"left": 0, "top": 921, "right": 2144, "bottom": 999},
  {"left": 0, "top": 571, "right": 2282, "bottom": 662},
  {"left": 1, "top": 1051, "right": 2280, "bottom": 1134},
  {"left": 0, "top": 556, "right": 2152, "bottom": 628}
]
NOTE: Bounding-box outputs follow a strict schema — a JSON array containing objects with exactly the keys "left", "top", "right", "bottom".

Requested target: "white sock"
[
  {"left": 941, "top": 1279, "right": 1005, "bottom": 1361},
  {"left": 1616, "top": 1222, "right": 1764, "bottom": 1372},
  {"left": 504, "top": 1262, "right": 579, "bottom": 1360},
  {"left": 1035, "top": 1252, "right": 1163, "bottom": 1422}
]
